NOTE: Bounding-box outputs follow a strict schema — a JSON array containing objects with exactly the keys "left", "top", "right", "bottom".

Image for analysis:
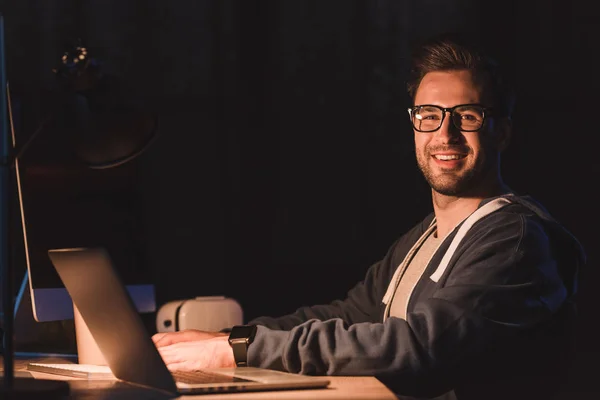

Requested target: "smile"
[{"left": 433, "top": 154, "right": 466, "bottom": 161}]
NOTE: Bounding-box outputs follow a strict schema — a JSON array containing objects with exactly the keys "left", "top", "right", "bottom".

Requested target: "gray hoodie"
[{"left": 246, "top": 194, "right": 585, "bottom": 399}]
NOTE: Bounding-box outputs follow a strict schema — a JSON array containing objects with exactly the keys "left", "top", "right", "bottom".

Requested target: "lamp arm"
[{"left": 11, "top": 114, "right": 52, "bottom": 163}]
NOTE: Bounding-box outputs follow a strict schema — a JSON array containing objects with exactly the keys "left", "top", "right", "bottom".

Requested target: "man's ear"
[{"left": 496, "top": 117, "right": 512, "bottom": 152}]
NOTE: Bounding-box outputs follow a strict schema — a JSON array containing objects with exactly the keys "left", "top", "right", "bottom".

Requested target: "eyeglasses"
[{"left": 407, "top": 103, "right": 490, "bottom": 133}]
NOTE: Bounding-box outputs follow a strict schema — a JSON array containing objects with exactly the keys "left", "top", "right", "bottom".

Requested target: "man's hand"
[{"left": 152, "top": 329, "right": 235, "bottom": 371}]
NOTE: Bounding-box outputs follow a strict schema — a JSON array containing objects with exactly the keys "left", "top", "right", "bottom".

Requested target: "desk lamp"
[{"left": 0, "top": 15, "right": 158, "bottom": 398}]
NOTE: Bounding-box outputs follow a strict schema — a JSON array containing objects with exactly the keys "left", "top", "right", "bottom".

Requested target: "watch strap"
[{"left": 231, "top": 341, "right": 249, "bottom": 367}]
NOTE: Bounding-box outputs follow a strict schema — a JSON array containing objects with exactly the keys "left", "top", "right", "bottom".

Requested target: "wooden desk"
[{"left": 2, "top": 356, "right": 398, "bottom": 399}]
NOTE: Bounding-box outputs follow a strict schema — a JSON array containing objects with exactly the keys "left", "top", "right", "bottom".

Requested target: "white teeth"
[{"left": 434, "top": 154, "right": 463, "bottom": 160}]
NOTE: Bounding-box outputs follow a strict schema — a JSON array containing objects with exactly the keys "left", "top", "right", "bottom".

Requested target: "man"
[{"left": 153, "top": 34, "right": 585, "bottom": 399}]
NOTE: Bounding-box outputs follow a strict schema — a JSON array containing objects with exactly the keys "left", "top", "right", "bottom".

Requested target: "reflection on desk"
[{"left": 2, "top": 356, "right": 398, "bottom": 399}]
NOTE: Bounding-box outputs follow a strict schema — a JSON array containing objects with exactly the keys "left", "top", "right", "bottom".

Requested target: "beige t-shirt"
[{"left": 388, "top": 230, "right": 442, "bottom": 320}]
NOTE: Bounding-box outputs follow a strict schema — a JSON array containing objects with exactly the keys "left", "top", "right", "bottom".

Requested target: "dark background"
[{"left": 1, "top": 0, "right": 597, "bottom": 398}]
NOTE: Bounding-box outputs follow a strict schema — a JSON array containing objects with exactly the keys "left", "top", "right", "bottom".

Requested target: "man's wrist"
[{"left": 214, "top": 334, "right": 236, "bottom": 368}]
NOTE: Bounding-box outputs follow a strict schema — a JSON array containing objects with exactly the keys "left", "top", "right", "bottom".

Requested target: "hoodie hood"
[{"left": 501, "top": 194, "right": 586, "bottom": 298}]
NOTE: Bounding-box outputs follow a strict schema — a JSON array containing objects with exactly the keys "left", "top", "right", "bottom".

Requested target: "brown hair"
[{"left": 406, "top": 33, "right": 515, "bottom": 118}]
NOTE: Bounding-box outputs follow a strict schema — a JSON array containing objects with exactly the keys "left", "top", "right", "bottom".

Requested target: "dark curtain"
[{"left": 0, "top": 1, "right": 596, "bottom": 397}]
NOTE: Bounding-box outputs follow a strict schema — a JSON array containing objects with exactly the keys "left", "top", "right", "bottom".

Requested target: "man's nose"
[{"left": 436, "top": 113, "right": 460, "bottom": 142}]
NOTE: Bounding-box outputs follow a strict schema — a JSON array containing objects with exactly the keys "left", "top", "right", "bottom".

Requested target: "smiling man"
[
  {"left": 153, "top": 34, "right": 586, "bottom": 400},
  {"left": 410, "top": 77, "right": 511, "bottom": 237}
]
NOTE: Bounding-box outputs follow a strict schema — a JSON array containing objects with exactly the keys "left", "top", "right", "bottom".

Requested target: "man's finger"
[
  {"left": 152, "top": 331, "right": 187, "bottom": 347},
  {"left": 153, "top": 330, "right": 208, "bottom": 347},
  {"left": 157, "top": 343, "right": 185, "bottom": 364},
  {"left": 152, "top": 332, "right": 168, "bottom": 345},
  {"left": 165, "top": 361, "right": 194, "bottom": 372}
]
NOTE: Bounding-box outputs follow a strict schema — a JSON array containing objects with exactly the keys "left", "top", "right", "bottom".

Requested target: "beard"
[{"left": 416, "top": 147, "right": 489, "bottom": 197}]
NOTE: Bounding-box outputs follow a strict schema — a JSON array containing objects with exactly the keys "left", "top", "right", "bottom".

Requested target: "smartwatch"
[{"left": 228, "top": 325, "right": 257, "bottom": 367}]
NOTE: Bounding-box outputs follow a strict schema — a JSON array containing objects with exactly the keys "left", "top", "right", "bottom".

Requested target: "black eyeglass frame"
[{"left": 407, "top": 103, "right": 492, "bottom": 133}]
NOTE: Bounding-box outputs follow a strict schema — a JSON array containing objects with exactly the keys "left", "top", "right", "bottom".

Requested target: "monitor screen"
[{"left": 13, "top": 123, "right": 155, "bottom": 323}]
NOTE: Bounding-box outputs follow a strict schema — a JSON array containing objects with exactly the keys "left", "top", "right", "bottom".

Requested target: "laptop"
[{"left": 30, "top": 247, "right": 330, "bottom": 395}]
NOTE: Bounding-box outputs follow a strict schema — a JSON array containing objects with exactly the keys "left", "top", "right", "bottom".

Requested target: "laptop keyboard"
[{"left": 171, "top": 369, "right": 252, "bottom": 384}]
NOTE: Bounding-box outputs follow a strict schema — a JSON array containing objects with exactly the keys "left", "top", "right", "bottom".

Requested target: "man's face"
[{"left": 413, "top": 70, "right": 501, "bottom": 197}]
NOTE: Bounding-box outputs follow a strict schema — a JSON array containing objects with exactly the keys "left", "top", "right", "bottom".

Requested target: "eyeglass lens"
[{"left": 412, "top": 105, "right": 484, "bottom": 132}]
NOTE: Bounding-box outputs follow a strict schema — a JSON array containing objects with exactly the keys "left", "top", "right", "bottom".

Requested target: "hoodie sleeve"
[{"left": 247, "top": 211, "right": 575, "bottom": 397}]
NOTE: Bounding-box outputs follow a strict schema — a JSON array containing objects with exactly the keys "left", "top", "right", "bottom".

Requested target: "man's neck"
[{"left": 431, "top": 182, "right": 511, "bottom": 239}]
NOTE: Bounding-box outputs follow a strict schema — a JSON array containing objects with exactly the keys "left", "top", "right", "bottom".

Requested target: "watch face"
[{"left": 229, "top": 325, "right": 257, "bottom": 340}]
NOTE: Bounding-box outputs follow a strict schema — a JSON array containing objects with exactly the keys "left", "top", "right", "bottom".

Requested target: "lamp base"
[{"left": 0, "top": 377, "right": 70, "bottom": 399}]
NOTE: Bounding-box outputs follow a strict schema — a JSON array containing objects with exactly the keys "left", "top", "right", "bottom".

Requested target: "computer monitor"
[{"left": 11, "top": 121, "right": 155, "bottom": 326}]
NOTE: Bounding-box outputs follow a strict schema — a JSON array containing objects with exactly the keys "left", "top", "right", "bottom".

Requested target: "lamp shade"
[
  {"left": 60, "top": 89, "right": 158, "bottom": 169},
  {"left": 52, "top": 39, "right": 158, "bottom": 169}
]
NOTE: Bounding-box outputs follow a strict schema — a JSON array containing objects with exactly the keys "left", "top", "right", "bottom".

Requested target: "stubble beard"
[{"left": 417, "top": 150, "right": 484, "bottom": 197}]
